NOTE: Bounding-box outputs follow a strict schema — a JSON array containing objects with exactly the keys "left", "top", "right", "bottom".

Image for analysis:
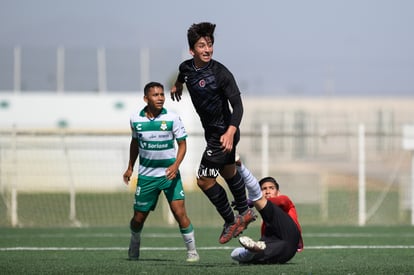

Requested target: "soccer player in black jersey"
[{"left": 170, "top": 22, "right": 260, "bottom": 244}]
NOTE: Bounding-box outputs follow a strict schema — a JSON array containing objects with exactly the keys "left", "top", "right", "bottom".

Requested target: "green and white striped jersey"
[{"left": 130, "top": 107, "right": 187, "bottom": 178}]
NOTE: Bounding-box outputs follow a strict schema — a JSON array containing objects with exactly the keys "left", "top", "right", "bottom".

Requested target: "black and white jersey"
[{"left": 177, "top": 59, "right": 243, "bottom": 137}]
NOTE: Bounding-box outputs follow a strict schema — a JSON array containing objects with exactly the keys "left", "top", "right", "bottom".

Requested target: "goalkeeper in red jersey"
[{"left": 231, "top": 160, "right": 304, "bottom": 264}]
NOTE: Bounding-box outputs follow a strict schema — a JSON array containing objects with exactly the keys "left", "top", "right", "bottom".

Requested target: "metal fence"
[
  {"left": 0, "top": 46, "right": 184, "bottom": 92},
  {"left": 0, "top": 126, "right": 412, "bottom": 228}
]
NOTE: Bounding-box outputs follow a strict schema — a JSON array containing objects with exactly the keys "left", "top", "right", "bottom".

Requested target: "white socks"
[
  {"left": 182, "top": 230, "right": 197, "bottom": 252},
  {"left": 237, "top": 163, "right": 263, "bottom": 202}
]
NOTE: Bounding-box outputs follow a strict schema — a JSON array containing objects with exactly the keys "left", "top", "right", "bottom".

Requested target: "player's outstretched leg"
[{"left": 231, "top": 236, "right": 265, "bottom": 263}]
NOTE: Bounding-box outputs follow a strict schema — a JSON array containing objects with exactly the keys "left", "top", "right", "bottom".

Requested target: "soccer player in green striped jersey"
[{"left": 123, "top": 81, "right": 199, "bottom": 262}]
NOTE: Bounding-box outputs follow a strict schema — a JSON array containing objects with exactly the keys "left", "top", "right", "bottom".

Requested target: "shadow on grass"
[
  {"left": 125, "top": 258, "right": 174, "bottom": 262},
  {"left": 124, "top": 257, "right": 238, "bottom": 268}
]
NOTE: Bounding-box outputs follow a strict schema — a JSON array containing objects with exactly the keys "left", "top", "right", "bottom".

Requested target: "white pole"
[
  {"left": 61, "top": 130, "right": 78, "bottom": 225},
  {"left": 140, "top": 47, "right": 150, "bottom": 89},
  {"left": 411, "top": 152, "right": 414, "bottom": 226},
  {"left": 11, "top": 188, "right": 18, "bottom": 227},
  {"left": 11, "top": 125, "right": 18, "bottom": 226},
  {"left": 402, "top": 125, "right": 414, "bottom": 225},
  {"left": 358, "top": 123, "right": 366, "bottom": 226},
  {"left": 97, "top": 47, "right": 107, "bottom": 93},
  {"left": 13, "top": 46, "right": 21, "bottom": 93},
  {"left": 261, "top": 124, "right": 269, "bottom": 179},
  {"left": 57, "top": 46, "right": 65, "bottom": 93}
]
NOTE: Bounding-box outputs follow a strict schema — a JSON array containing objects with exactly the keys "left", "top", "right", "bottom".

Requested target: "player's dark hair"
[
  {"left": 187, "top": 22, "right": 216, "bottom": 49},
  {"left": 144, "top": 81, "right": 164, "bottom": 96},
  {"left": 259, "top": 176, "right": 279, "bottom": 190}
]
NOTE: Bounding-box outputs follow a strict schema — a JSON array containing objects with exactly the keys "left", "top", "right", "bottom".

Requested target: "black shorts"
[
  {"left": 197, "top": 131, "right": 240, "bottom": 178},
  {"left": 251, "top": 201, "right": 300, "bottom": 264}
]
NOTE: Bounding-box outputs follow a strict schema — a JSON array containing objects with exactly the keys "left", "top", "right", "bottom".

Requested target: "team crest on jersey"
[
  {"left": 199, "top": 79, "right": 206, "bottom": 88},
  {"left": 160, "top": 121, "right": 167, "bottom": 131}
]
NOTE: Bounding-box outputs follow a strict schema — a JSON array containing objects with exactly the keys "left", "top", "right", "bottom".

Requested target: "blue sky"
[{"left": 1, "top": 0, "right": 413, "bottom": 96}]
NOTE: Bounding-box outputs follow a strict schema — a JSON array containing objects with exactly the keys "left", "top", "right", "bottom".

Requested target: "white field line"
[
  {"left": 1, "top": 245, "right": 414, "bottom": 252},
  {"left": 2, "top": 232, "right": 414, "bottom": 239},
  {"left": 304, "top": 233, "right": 414, "bottom": 238},
  {"left": 2, "top": 232, "right": 414, "bottom": 251}
]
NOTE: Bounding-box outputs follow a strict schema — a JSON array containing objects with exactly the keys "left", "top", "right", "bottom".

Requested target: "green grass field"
[{"left": 1, "top": 225, "right": 414, "bottom": 274}]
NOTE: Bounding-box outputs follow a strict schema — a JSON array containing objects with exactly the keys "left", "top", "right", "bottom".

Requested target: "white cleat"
[
  {"left": 186, "top": 251, "right": 200, "bottom": 262},
  {"left": 238, "top": 236, "right": 266, "bottom": 253}
]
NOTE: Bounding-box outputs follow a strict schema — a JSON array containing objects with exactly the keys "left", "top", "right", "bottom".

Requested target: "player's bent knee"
[{"left": 197, "top": 177, "right": 216, "bottom": 190}]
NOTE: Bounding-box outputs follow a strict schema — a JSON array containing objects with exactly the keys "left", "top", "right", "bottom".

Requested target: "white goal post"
[{"left": 402, "top": 124, "right": 414, "bottom": 225}]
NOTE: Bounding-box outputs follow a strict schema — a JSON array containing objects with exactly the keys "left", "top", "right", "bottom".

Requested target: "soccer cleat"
[
  {"left": 219, "top": 216, "right": 242, "bottom": 244},
  {"left": 230, "top": 247, "right": 255, "bottom": 263},
  {"left": 186, "top": 251, "right": 200, "bottom": 262},
  {"left": 128, "top": 234, "right": 141, "bottom": 260},
  {"left": 232, "top": 208, "right": 257, "bottom": 237},
  {"left": 238, "top": 236, "right": 266, "bottom": 253}
]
